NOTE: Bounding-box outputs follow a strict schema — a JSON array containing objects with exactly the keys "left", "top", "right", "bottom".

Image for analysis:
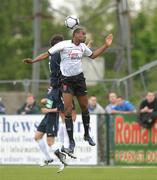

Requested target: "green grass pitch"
[{"left": 1, "top": 166, "right": 157, "bottom": 180}]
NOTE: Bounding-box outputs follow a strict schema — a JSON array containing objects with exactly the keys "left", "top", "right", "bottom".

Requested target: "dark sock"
[
  {"left": 65, "top": 115, "right": 74, "bottom": 142},
  {"left": 82, "top": 111, "right": 90, "bottom": 137}
]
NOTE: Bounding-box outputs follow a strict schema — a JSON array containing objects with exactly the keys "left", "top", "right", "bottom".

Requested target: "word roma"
[{"left": 115, "top": 116, "right": 157, "bottom": 144}]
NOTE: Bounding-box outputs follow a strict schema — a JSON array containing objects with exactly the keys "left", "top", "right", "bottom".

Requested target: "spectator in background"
[
  {"left": 17, "top": 93, "right": 40, "bottom": 114},
  {"left": 0, "top": 97, "right": 6, "bottom": 114},
  {"left": 88, "top": 96, "right": 105, "bottom": 114},
  {"left": 112, "top": 96, "right": 136, "bottom": 114},
  {"left": 105, "top": 92, "right": 117, "bottom": 114},
  {"left": 139, "top": 92, "right": 157, "bottom": 113},
  {"left": 138, "top": 91, "right": 157, "bottom": 128}
]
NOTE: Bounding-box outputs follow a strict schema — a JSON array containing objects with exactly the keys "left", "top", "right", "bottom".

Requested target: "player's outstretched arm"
[
  {"left": 41, "top": 107, "right": 58, "bottom": 114},
  {"left": 90, "top": 33, "right": 113, "bottom": 59},
  {"left": 23, "top": 52, "right": 49, "bottom": 64}
]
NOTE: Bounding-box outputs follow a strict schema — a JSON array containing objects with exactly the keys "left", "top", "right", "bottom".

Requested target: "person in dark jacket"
[
  {"left": 138, "top": 91, "right": 157, "bottom": 128},
  {"left": 17, "top": 93, "right": 40, "bottom": 114}
]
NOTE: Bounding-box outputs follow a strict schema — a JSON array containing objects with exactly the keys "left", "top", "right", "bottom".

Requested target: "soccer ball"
[{"left": 65, "top": 16, "right": 79, "bottom": 29}]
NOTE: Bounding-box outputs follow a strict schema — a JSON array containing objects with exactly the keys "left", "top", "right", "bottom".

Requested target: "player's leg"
[
  {"left": 59, "top": 111, "right": 77, "bottom": 159},
  {"left": 46, "top": 112, "right": 67, "bottom": 166},
  {"left": 77, "top": 95, "right": 96, "bottom": 146},
  {"left": 63, "top": 92, "right": 75, "bottom": 153},
  {"left": 74, "top": 73, "right": 95, "bottom": 146},
  {"left": 35, "top": 117, "right": 53, "bottom": 164},
  {"left": 59, "top": 111, "right": 70, "bottom": 149},
  {"left": 58, "top": 121, "right": 65, "bottom": 146},
  {"left": 57, "top": 163, "right": 65, "bottom": 173},
  {"left": 52, "top": 87, "right": 65, "bottom": 148},
  {"left": 62, "top": 122, "right": 69, "bottom": 149}
]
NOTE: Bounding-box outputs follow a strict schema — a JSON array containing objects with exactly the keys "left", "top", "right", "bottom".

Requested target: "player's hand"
[
  {"left": 105, "top": 33, "right": 113, "bottom": 47},
  {"left": 23, "top": 58, "right": 33, "bottom": 64},
  {"left": 41, "top": 108, "right": 50, "bottom": 114}
]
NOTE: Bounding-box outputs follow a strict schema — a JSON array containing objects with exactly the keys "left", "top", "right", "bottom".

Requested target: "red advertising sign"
[{"left": 114, "top": 114, "right": 157, "bottom": 165}]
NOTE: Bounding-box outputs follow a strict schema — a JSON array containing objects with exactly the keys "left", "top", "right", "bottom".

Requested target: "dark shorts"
[
  {"left": 37, "top": 87, "right": 63, "bottom": 137},
  {"left": 46, "top": 87, "right": 64, "bottom": 112},
  {"left": 61, "top": 73, "right": 87, "bottom": 96},
  {"left": 37, "top": 112, "right": 59, "bottom": 137}
]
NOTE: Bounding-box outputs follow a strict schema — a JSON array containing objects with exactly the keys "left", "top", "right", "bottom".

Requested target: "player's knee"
[
  {"left": 82, "top": 110, "right": 89, "bottom": 116},
  {"left": 47, "top": 141, "right": 53, "bottom": 147},
  {"left": 34, "top": 132, "right": 43, "bottom": 141},
  {"left": 79, "top": 102, "right": 88, "bottom": 112},
  {"left": 64, "top": 108, "right": 72, "bottom": 117},
  {"left": 81, "top": 107, "right": 89, "bottom": 114},
  {"left": 47, "top": 138, "right": 54, "bottom": 146},
  {"left": 64, "top": 105, "right": 72, "bottom": 111},
  {"left": 34, "top": 135, "right": 40, "bottom": 142}
]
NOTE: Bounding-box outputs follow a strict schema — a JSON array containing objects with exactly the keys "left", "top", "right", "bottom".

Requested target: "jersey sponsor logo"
[{"left": 68, "top": 49, "right": 83, "bottom": 60}]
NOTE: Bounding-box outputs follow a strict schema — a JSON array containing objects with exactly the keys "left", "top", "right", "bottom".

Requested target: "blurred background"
[
  {"left": 0, "top": 0, "right": 157, "bottom": 114},
  {"left": 1, "top": 0, "right": 157, "bottom": 171}
]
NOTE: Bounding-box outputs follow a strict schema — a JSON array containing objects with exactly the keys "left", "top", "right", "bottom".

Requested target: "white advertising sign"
[{"left": 0, "top": 115, "right": 97, "bottom": 165}]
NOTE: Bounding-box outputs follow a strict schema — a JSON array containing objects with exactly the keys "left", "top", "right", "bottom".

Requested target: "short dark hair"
[
  {"left": 72, "top": 26, "right": 86, "bottom": 37},
  {"left": 117, "top": 96, "right": 124, "bottom": 99},
  {"left": 50, "top": 34, "right": 64, "bottom": 46}
]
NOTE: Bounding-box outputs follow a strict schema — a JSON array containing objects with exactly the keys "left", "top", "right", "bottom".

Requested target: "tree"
[
  {"left": 0, "top": 0, "right": 69, "bottom": 80},
  {"left": 131, "top": 1, "right": 157, "bottom": 68}
]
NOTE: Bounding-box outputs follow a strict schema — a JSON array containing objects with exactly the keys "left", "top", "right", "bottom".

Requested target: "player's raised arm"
[
  {"left": 23, "top": 52, "right": 49, "bottom": 64},
  {"left": 90, "top": 33, "right": 113, "bottom": 59}
]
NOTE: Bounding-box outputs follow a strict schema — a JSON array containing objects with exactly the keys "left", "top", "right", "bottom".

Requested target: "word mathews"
[{"left": 0, "top": 116, "right": 89, "bottom": 133}]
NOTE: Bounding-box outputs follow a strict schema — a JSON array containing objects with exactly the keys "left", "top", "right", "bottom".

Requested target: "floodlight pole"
[
  {"left": 32, "top": 0, "right": 41, "bottom": 96},
  {"left": 116, "top": 0, "right": 132, "bottom": 96}
]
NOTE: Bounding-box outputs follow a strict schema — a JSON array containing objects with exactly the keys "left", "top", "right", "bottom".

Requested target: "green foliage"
[
  {"left": 80, "top": 0, "right": 116, "bottom": 47},
  {"left": 88, "top": 83, "right": 106, "bottom": 106},
  {"left": 0, "top": 0, "right": 69, "bottom": 80},
  {"left": 131, "top": 3, "right": 157, "bottom": 68},
  {"left": 1, "top": 0, "right": 157, "bottom": 109}
]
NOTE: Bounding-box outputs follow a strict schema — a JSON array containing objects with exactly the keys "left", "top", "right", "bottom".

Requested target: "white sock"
[
  {"left": 51, "top": 141, "right": 61, "bottom": 152},
  {"left": 58, "top": 122, "right": 64, "bottom": 146},
  {"left": 63, "top": 123, "right": 69, "bottom": 148},
  {"left": 37, "top": 139, "right": 52, "bottom": 160}
]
